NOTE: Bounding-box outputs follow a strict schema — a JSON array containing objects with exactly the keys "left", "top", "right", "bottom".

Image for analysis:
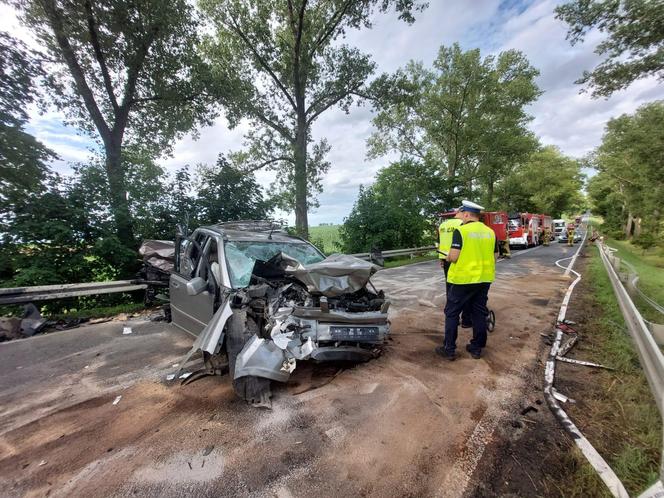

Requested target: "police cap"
[{"left": 458, "top": 200, "right": 485, "bottom": 214}]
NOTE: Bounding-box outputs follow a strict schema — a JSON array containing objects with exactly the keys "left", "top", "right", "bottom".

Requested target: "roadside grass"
[
  {"left": 309, "top": 224, "right": 342, "bottom": 254},
  {"left": 604, "top": 237, "right": 664, "bottom": 323},
  {"left": 560, "top": 246, "right": 661, "bottom": 496}
]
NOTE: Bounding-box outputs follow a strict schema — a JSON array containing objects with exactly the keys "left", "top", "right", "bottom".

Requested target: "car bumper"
[{"left": 509, "top": 236, "right": 528, "bottom": 246}]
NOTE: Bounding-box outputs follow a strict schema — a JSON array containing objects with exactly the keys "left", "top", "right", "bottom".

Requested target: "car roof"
[{"left": 198, "top": 221, "right": 310, "bottom": 244}]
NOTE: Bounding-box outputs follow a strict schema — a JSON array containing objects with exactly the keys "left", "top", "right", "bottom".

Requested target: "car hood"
[{"left": 260, "top": 252, "right": 381, "bottom": 297}]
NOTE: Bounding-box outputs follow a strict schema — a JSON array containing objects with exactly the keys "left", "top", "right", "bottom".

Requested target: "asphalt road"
[{"left": 0, "top": 238, "right": 583, "bottom": 498}]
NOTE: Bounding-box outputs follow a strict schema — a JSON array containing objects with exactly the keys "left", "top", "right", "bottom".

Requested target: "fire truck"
[
  {"left": 437, "top": 210, "right": 510, "bottom": 256},
  {"left": 508, "top": 213, "right": 540, "bottom": 247}
]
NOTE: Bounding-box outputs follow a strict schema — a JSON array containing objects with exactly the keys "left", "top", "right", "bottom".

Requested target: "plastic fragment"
[
  {"left": 112, "top": 395, "right": 122, "bottom": 405},
  {"left": 122, "top": 327, "right": 132, "bottom": 335}
]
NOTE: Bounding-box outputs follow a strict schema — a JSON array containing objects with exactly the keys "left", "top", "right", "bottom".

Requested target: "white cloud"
[{"left": 4, "top": 0, "right": 664, "bottom": 225}]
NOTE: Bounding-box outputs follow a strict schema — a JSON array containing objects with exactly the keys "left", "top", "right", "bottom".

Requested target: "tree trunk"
[
  {"left": 105, "top": 142, "right": 136, "bottom": 248},
  {"left": 487, "top": 178, "right": 494, "bottom": 207},
  {"left": 293, "top": 113, "right": 309, "bottom": 239}
]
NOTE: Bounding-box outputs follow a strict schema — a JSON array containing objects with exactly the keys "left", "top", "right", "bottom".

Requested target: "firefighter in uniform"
[
  {"left": 436, "top": 200, "right": 498, "bottom": 360},
  {"left": 567, "top": 223, "right": 575, "bottom": 246},
  {"left": 438, "top": 210, "right": 472, "bottom": 328},
  {"left": 543, "top": 227, "right": 551, "bottom": 246}
]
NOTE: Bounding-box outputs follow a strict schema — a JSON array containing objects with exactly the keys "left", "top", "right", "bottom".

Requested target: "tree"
[
  {"left": 11, "top": 0, "right": 216, "bottom": 249},
  {"left": 556, "top": 0, "right": 664, "bottom": 97},
  {"left": 200, "top": 0, "right": 425, "bottom": 238},
  {"left": 368, "top": 44, "right": 540, "bottom": 205},
  {"left": 592, "top": 101, "right": 664, "bottom": 245},
  {"left": 0, "top": 31, "right": 55, "bottom": 197},
  {"left": 495, "top": 146, "right": 585, "bottom": 217},
  {"left": 194, "top": 155, "right": 271, "bottom": 225},
  {"left": 340, "top": 159, "right": 451, "bottom": 253}
]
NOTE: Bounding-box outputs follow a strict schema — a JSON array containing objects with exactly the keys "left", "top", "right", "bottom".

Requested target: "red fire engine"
[
  {"left": 508, "top": 213, "right": 540, "bottom": 247},
  {"left": 437, "top": 210, "right": 510, "bottom": 256}
]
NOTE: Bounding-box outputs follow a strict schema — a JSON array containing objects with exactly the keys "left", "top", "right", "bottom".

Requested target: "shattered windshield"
[{"left": 224, "top": 240, "right": 325, "bottom": 288}]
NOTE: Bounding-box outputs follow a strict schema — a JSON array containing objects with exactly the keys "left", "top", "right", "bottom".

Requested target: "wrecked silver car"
[{"left": 170, "top": 221, "right": 390, "bottom": 405}]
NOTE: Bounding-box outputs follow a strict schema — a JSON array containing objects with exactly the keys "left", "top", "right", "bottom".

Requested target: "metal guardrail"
[
  {"left": 0, "top": 246, "right": 435, "bottom": 305},
  {"left": 0, "top": 281, "right": 147, "bottom": 305},
  {"left": 597, "top": 241, "right": 664, "bottom": 497},
  {"left": 350, "top": 246, "right": 436, "bottom": 260}
]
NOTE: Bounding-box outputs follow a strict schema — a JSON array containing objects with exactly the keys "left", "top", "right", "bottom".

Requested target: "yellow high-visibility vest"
[
  {"left": 438, "top": 218, "right": 462, "bottom": 258},
  {"left": 448, "top": 222, "right": 496, "bottom": 284}
]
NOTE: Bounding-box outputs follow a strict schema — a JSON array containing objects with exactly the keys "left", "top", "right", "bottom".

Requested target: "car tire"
[{"left": 226, "top": 309, "right": 272, "bottom": 404}]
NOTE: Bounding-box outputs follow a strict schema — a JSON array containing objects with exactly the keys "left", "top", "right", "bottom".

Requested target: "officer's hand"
[{"left": 439, "top": 259, "right": 444, "bottom": 268}]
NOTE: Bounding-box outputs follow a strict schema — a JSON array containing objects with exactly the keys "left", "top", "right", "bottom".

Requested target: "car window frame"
[{"left": 176, "top": 230, "right": 209, "bottom": 280}]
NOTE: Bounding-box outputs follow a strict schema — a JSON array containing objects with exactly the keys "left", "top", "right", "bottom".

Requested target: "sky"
[{"left": 3, "top": 0, "right": 664, "bottom": 226}]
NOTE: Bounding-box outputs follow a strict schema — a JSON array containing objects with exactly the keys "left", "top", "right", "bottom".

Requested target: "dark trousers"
[
  {"left": 443, "top": 283, "right": 491, "bottom": 354},
  {"left": 443, "top": 261, "right": 472, "bottom": 327}
]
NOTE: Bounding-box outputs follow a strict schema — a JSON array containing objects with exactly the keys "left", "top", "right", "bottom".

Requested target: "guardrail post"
[{"left": 612, "top": 256, "right": 621, "bottom": 272}]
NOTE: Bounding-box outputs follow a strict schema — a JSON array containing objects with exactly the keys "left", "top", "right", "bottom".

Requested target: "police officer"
[
  {"left": 436, "top": 200, "right": 498, "bottom": 360},
  {"left": 438, "top": 209, "right": 472, "bottom": 328}
]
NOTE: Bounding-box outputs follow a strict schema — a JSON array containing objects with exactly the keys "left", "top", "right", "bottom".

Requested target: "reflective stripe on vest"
[
  {"left": 438, "top": 219, "right": 462, "bottom": 257},
  {"left": 447, "top": 222, "right": 496, "bottom": 284}
]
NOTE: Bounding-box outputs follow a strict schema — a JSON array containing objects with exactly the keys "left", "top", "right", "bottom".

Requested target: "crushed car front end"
[{"left": 231, "top": 252, "right": 390, "bottom": 384}]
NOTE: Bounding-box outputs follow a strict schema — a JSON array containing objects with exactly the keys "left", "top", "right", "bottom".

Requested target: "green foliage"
[
  {"left": 556, "top": 0, "right": 664, "bottom": 97},
  {"left": 368, "top": 43, "right": 541, "bottom": 205},
  {"left": 200, "top": 0, "right": 425, "bottom": 236},
  {"left": 340, "top": 159, "right": 448, "bottom": 253},
  {"left": 591, "top": 101, "right": 664, "bottom": 246},
  {"left": 496, "top": 145, "right": 585, "bottom": 217},
  {"left": 11, "top": 0, "right": 217, "bottom": 248},
  {"left": 308, "top": 224, "right": 341, "bottom": 254},
  {"left": 0, "top": 31, "right": 56, "bottom": 198},
  {"left": 0, "top": 154, "right": 271, "bottom": 290},
  {"left": 193, "top": 155, "right": 271, "bottom": 225}
]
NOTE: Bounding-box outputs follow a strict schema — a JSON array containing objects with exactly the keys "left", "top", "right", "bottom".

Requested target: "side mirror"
[{"left": 186, "top": 276, "right": 207, "bottom": 296}]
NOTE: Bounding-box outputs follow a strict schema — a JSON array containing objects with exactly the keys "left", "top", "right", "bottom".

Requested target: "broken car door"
[{"left": 170, "top": 231, "right": 219, "bottom": 336}]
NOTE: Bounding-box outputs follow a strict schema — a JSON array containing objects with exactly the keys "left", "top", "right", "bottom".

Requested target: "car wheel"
[
  {"left": 226, "top": 309, "right": 272, "bottom": 404},
  {"left": 486, "top": 310, "right": 496, "bottom": 332}
]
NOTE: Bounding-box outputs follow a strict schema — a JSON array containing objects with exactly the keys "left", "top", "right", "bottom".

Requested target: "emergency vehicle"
[
  {"left": 508, "top": 213, "right": 540, "bottom": 247},
  {"left": 437, "top": 210, "right": 510, "bottom": 256},
  {"left": 538, "top": 214, "right": 553, "bottom": 242}
]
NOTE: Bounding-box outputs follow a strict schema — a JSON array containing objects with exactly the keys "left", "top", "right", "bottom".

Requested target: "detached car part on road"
[{"left": 169, "top": 221, "right": 390, "bottom": 405}]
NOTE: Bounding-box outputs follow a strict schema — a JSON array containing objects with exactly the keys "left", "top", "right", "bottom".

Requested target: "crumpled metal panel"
[
  {"left": 177, "top": 300, "right": 234, "bottom": 376},
  {"left": 139, "top": 240, "right": 175, "bottom": 272},
  {"left": 284, "top": 253, "right": 381, "bottom": 297},
  {"left": 234, "top": 335, "right": 291, "bottom": 382}
]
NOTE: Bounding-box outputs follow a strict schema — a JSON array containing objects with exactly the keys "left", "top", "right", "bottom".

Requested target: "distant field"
[{"left": 309, "top": 224, "right": 342, "bottom": 254}]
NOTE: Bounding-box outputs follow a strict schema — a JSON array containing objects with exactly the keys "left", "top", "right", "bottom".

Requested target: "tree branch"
[
  {"left": 227, "top": 16, "right": 297, "bottom": 111},
  {"left": 38, "top": 0, "right": 111, "bottom": 141},
  {"left": 309, "top": 0, "right": 354, "bottom": 57},
  {"left": 251, "top": 108, "right": 294, "bottom": 142},
  {"left": 84, "top": 0, "right": 118, "bottom": 113},
  {"left": 118, "top": 22, "right": 159, "bottom": 135},
  {"left": 241, "top": 156, "right": 294, "bottom": 173},
  {"left": 306, "top": 90, "right": 349, "bottom": 125}
]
